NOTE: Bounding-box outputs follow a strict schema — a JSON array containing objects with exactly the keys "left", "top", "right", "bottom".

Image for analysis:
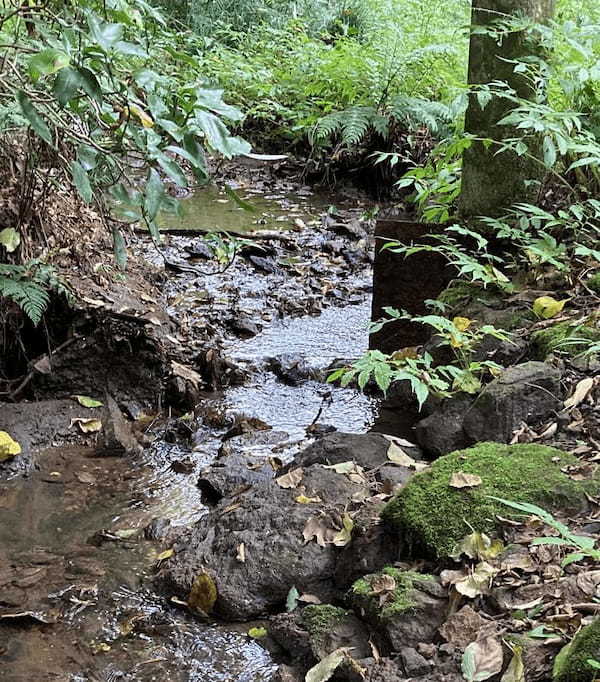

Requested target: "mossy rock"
[
  {"left": 587, "top": 272, "right": 600, "bottom": 295},
  {"left": 438, "top": 281, "right": 497, "bottom": 310},
  {"left": 301, "top": 605, "right": 347, "bottom": 642},
  {"left": 350, "top": 567, "right": 446, "bottom": 650},
  {"left": 381, "top": 442, "right": 599, "bottom": 560},
  {"left": 301, "top": 604, "right": 371, "bottom": 660},
  {"left": 531, "top": 321, "right": 600, "bottom": 360},
  {"left": 553, "top": 619, "right": 600, "bottom": 681}
]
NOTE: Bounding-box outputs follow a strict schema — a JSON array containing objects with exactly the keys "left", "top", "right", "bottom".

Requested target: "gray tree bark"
[{"left": 459, "top": 0, "right": 556, "bottom": 219}]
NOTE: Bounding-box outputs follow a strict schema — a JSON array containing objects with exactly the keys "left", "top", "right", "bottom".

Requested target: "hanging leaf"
[
  {"left": 16, "top": 91, "right": 52, "bottom": 144},
  {"left": 532, "top": 296, "right": 568, "bottom": 320},
  {"left": 286, "top": 586, "right": 300, "bottom": 612},
  {"left": 0, "top": 228, "right": 20, "bottom": 253},
  {"left": 28, "top": 48, "right": 70, "bottom": 81},
  {"left": 157, "top": 155, "right": 188, "bottom": 188},
  {"left": 144, "top": 168, "right": 164, "bottom": 222},
  {"left": 113, "top": 227, "right": 128, "bottom": 271},
  {"left": 0, "top": 431, "right": 22, "bottom": 461},
  {"left": 71, "top": 161, "right": 93, "bottom": 204},
  {"left": 53, "top": 67, "right": 84, "bottom": 106}
]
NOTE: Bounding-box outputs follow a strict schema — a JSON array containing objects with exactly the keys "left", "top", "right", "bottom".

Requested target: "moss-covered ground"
[{"left": 553, "top": 619, "right": 600, "bottom": 682}]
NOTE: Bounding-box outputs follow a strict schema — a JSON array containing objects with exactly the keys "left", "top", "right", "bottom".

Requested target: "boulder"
[
  {"left": 415, "top": 395, "right": 473, "bottom": 457},
  {"left": 99, "top": 395, "right": 141, "bottom": 456},
  {"left": 381, "top": 442, "right": 598, "bottom": 560},
  {"left": 462, "top": 362, "right": 561, "bottom": 443},
  {"left": 350, "top": 568, "right": 448, "bottom": 651},
  {"left": 553, "top": 619, "right": 600, "bottom": 682}
]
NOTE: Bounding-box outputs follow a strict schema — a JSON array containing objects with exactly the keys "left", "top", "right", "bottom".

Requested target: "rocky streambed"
[{"left": 1, "top": 161, "right": 600, "bottom": 682}]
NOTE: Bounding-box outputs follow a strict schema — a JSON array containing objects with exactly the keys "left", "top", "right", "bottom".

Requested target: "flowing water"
[{"left": 0, "top": 186, "right": 377, "bottom": 681}]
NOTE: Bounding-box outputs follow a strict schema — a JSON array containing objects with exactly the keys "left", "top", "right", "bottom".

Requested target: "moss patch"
[
  {"left": 553, "top": 619, "right": 600, "bottom": 682},
  {"left": 531, "top": 321, "right": 600, "bottom": 360},
  {"left": 381, "top": 442, "right": 598, "bottom": 560},
  {"left": 438, "top": 281, "right": 497, "bottom": 310},
  {"left": 302, "top": 605, "right": 347, "bottom": 643},
  {"left": 351, "top": 568, "right": 434, "bottom": 621}
]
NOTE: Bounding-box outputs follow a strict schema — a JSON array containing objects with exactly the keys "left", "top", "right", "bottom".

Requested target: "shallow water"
[{"left": 0, "top": 186, "right": 377, "bottom": 681}]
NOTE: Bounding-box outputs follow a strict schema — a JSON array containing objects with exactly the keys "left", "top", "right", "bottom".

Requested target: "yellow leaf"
[
  {"left": 248, "top": 626, "right": 267, "bottom": 639},
  {"left": 453, "top": 316, "right": 472, "bottom": 332},
  {"left": 157, "top": 549, "right": 174, "bottom": 561},
  {"left": 532, "top": 296, "right": 568, "bottom": 320},
  {"left": 296, "top": 494, "right": 322, "bottom": 504},
  {"left": 129, "top": 104, "right": 154, "bottom": 128},
  {"left": 188, "top": 572, "right": 217, "bottom": 615},
  {"left": 0, "top": 431, "right": 22, "bottom": 461},
  {"left": 71, "top": 418, "right": 103, "bottom": 433}
]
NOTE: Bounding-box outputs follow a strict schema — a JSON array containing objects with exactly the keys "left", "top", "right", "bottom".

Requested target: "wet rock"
[
  {"left": 382, "top": 442, "right": 597, "bottom": 560},
  {"left": 361, "top": 658, "right": 406, "bottom": 682},
  {"left": 334, "top": 502, "right": 399, "bottom": 589},
  {"left": 268, "top": 353, "right": 321, "bottom": 385},
  {"left": 184, "top": 240, "right": 213, "bottom": 259},
  {"left": 197, "top": 453, "right": 274, "bottom": 505},
  {"left": 144, "top": 518, "right": 173, "bottom": 541},
  {"left": 463, "top": 361, "right": 561, "bottom": 443},
  {"left": 399, "top": 647, "right": 433, "bottom": 677},
  {"left": 158, "top": 469, "right": 365, "bottom": 620},
  {"left": 0, "top": 399, "right": 84, "bottom": 478},
  {"left": 350, "top": 568, "right": 448, "bottom": 651},
  {"left": 272, "top": 665, "right": 304, "bottom": 682},
  {"left": 249, "top": 255, "right": 281, "bottom": 274},
  {"left": 415, "top": 395, "right": 473, "bottom": 457},
  {"left": 269, "top": 612, "right": 313, "bottom": 661},
  {"left": 228, "top": 315, "right": 261, "bottom": 338},
  {"left": 98, "top": 395, "right": 141, "bottom": 456},
  {"left": 292, "top": 432, "right": 422, "bottom": 471}
]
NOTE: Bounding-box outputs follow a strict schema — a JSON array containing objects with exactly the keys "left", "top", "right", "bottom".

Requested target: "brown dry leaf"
[
  {"left": 275, "top": 467, "right": 304, "bottom": 489},
  {"left": 536, "top": 422, "right": 558, "bottom": 440},
  {"left": 171, "top": 361, "right": 203, "bottom": 390},
  {"left": 188, "top": 573, "right": 217, "bottom": 615},
  {"left": 76, "top": 471, "right": 96, "bottom": 485},
  {"left": 370, "top": 574, "right": 396, "bottom": 594},
  {"left": 451, "top": 532, "right": 504, "bottom": 561},
  {"left": 441, "top": 561, "right": 498, "bottom": 598},
  {"left": 439, "top": 606, "right": 492, "bottom": 649},
  {"left": 564, "top": 377, "right": 595, "bottom": 410},
  {"left": 462, "top": 637, "right": 504, "bottom": 681},
  {"left": 449, "top": 472, "right": 483, "bottom": 489},
  {"left": 303, "top": 516, "right": 338, "bottom": 547},
  {"left": 236, "top": 543, "right": 246, "bottom": 563},
  {"left": 71, "top": 418, "right": 103, "bottom": 434},
  {"left": 298, "top": 593, "right": 322, "bottom": 605},
  {"left": 385, "top": 440, "right": 428, "bottom": 471}
]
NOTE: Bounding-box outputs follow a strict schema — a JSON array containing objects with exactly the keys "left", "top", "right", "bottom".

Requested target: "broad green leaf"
[
  {"left": 28, "top": 49, "right": 70, "bottom": 81},
  {"left": 195, "top": 88, "right": 244, "bottom": 122},
  {"left": 71, "top": 161, "right": 93, "bottom": 204},
  {"left": 224, "top": 185, "right": 256, "bottom": 212},
  {"left": 286, "top": 586, "right": 299, "bottom": 612},
  {"left": 157, "top": 155, "right": 188, "bottom": 188},
  {"left": 195, "top": 111, "right": 251, "bottom": 158},
  {"left": 16, "top": 91, "right": 52, "bottom": 144},
  {"left": 77, "top": 144, "right": 98, "bottom": 171},
  {"left": 78, "top": 67, "right": 102, "bottom": 102},
  {"left": 53, "top": 67, "right": 86, "bottom": 106},
  {"left": 0, "top": 228, "right": 20, "bottom": 253}
]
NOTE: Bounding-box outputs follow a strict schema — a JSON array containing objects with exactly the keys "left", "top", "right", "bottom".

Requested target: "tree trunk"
[{"left": 459, "top": 0, "right": 556, "bottom": 219}]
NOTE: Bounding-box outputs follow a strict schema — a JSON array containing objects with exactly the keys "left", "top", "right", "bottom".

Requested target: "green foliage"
[
  {"left": 492, "top": 498, "right": 600, "bottom": 568},
  {"left": 381, "top": 442, "right": 596, "bottom": 560},
  {"left": 0, "top": 261, "right": 72, "bottom": 326}
]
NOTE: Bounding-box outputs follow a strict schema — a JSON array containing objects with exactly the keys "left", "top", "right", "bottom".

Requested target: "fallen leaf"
[
  {"left": 286, "top": 586, "right": 300, "bottom": 612},
  {"left": 296, "top": 494, "right": 322, "bottom": 504},
  {"left": 298, "top": 593, "right": 322, "bottom": 605},
  {"left": 71, "top": 418, "right": 102, "bottom": 434},
  {"left": 248, "top": 626, "right": 267, "bottom": 639},
  {"left": 156, "top": 549, "right": 174, "bottom": 561},
  {"left": 449, "top": 472, "right": 483, "bottom": 489},
  {"left": 564, "top": 377, "right": 595, "bottom": 410},
  {"left": 188, "top": 573, "right": 217, "bottom": 615},
  {"left": 370, "top": 574, "right": 396, "bottom": 594},
  {"left": 236, "top": 543, "right": 246, "bottom": 563},
  {"left": 451, "top": 532, "right": 504, "bottom": 562},
  {"left": 171, "top": 361, "right": 203, "bottom": 389},
  {"left": 0, "top": 227, "right": 20, "bottom": 252},
  {"left": 305, "top": 648, "right": 348, "bottom": 682},
  {"left": 324, "top": 461, "right": 357, "bottom": 475},
  {"left": 113, "top": 528, "right": 137, "bottom": 539},
  {"left": 439, "top": 606, "right": 491, "bottom": 649},
  {"left": 533, "top": 295, "right": 568, "bottom": 319},
  {"left": 73, "top": 395, "right": 103, "bottom": 408},
  {"left": 0, "top": 431, "right": 22, "bottom": 461},
  {"left": 462, "top": 637, "right": 503, "bottom": 681},
  {"left": 441, "top": 561, "right": 498, "bottom": 599},
  {"left": 386, "top": 442, "right": 426, "bottom": 470},
  {"left": 76, "top": 471, "right": 96, "bottom": 485},
  {"left": 332, "top": 513, "right": 354, "bottom": 547},
  {"left": 303, "top": 516, "right": 338, "bottom": 547},
  {"left": 276, "top": 467, "right": 304, "bottom": 489},
  {"left": 500, "top": 647, "right": 525, "bottom": 682}
]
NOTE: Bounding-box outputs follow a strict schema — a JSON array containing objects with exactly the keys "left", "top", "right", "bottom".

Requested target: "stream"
[{"left": 0, "top": 183, "right": 379, "bottom": 681}]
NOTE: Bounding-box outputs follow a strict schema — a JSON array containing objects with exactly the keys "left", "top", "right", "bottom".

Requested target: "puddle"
[{"left": 159, "top": 184, "right": 326, "bottom": 233}]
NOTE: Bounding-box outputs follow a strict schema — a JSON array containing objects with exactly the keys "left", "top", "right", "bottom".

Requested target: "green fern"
[
  {"left": 311, "top": 105, "right": 386, "bottom": 147},
  {"left": 0, "top": 261, "right": 72, "bottom": 326}
]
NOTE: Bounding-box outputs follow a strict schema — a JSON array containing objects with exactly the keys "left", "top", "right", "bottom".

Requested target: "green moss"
[
  {"left": 587, "top": 272, "right": 600, "bottom": 295},
  {"left": 553, "top": 619, "right": 600, "bottom": 681},
  {"left": 351, "top": 568, "right": 434, "bottom": 621},
  {"left": 438, "top": 281, "right": 496, "bottom": 310},
  {"left": 531, "top": 321, "right": 600, "bottom": 360},
  {"left": 381, "top": 442, "right": 598, "bottom": 560},
  {"left": 302, "top": 605, "right": 347, "bottom": 642}
]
